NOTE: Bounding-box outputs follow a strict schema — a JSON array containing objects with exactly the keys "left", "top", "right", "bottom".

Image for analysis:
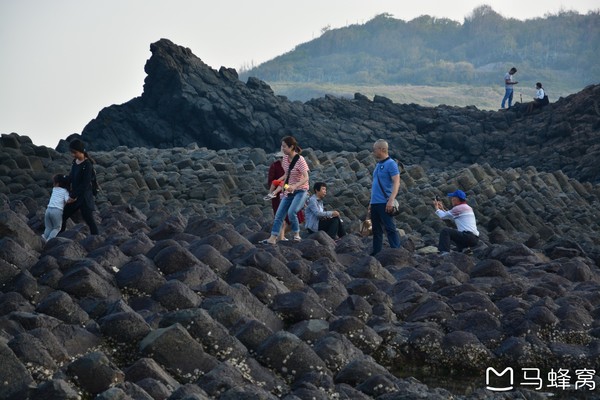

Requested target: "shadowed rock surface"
[{"left": 1, "top": 129, "right": 600, "bottom": 398}]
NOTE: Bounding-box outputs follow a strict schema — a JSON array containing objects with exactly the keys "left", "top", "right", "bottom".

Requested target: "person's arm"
[
  {"left": 385, "top": 174, "right": 400, "bottom": 214},
  {"left": 434, "top": 200, "right": 452, "bottom": 219}
]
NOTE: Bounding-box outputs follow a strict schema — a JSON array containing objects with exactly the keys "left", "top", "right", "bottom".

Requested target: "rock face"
[
  {"left": 1, "top": 133, "right": 600, "bottom": 398},
  {"left": 73, "top": 38, "right": 600, "bottom": 183}
]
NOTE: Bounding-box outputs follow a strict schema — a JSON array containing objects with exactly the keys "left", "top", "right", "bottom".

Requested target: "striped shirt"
[{"left": 282, "top": 154, "right": 309, "bottom": 191}]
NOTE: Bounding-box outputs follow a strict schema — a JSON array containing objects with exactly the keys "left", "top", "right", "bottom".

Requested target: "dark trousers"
[
  {"left": 309, "top": 217, "right": 346, "bottom": 239},
  {"left": 370, "top": 203, "right": 400, "bottom": 255},
  {"left": 61, "top": 202, "right": 99, "bottom": 235},
  {"left": 438, "top": 228, "right": 478, "bottom": 252}
]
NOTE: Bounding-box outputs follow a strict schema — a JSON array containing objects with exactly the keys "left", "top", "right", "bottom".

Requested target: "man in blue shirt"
[
  {"left": 369, "top": 139, "right": 401, "bottom": 255},
  {"left": 305, "top": 182, "right": 346, "bottom": 239}
]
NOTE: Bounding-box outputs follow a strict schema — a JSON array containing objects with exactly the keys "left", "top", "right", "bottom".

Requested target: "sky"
[{"left": 1, "top": 1, "right": 598, "bottom": 149}]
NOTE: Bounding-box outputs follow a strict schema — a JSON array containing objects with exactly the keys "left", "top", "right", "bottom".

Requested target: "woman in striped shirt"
[{"left": 261, "top": 136, "right": 309, "bottom": 244}]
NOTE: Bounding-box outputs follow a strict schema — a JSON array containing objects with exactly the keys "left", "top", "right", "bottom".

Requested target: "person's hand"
[
  {"left": 67, "top": 197, "right": 76, "bottom": 204},
  {"left": 385, "top": 199, "right": 394, "bottom": 214},
  {"left": 332, "top": 211, "right": 340, "bottom": 218}
]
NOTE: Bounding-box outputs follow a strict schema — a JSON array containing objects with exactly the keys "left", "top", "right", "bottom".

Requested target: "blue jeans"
[
  {"left": 370, "top": 203, "right": 400, "bottom": 255},
  {"left": 271, "top": 190, "right": 308, "bottom": 236},
  {"left": 501, "top": 89, "right": 513, "bottom": 108}
]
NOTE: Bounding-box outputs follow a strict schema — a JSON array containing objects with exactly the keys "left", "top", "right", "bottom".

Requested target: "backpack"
[{"left": 541, "top": 94, "right": 549, "bottom": 106}]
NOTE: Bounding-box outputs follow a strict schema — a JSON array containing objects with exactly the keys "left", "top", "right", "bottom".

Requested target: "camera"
[{"left": 433, "top": 195, "right": 440, "bottom": 201}]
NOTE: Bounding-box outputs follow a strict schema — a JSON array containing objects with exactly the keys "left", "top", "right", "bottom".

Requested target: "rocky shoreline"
[{"left": 1, "top": 133, "right": 600, "bottom": 398}]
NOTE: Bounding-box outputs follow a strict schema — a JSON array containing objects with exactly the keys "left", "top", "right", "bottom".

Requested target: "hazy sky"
[{"left": 1, "top": 0, "right": 597, "bottom": 148}]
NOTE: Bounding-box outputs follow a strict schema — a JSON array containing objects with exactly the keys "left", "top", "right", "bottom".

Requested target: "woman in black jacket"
[{"left": 60, "top": 139, "right": 99, "bottom": 235}]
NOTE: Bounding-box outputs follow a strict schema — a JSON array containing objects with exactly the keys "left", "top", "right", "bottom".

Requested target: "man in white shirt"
[
  {"left": 433, "top": 189, "right": 479, "bottom": 254},
  {"left": 305, "top": 182, "right": 346, "bottom": 239}
]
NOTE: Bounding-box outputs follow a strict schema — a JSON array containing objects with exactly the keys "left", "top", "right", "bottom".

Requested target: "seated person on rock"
[
  {"left": 305, "top": 182, "right": 346, "bottom": 240},
  {"left": 526, "top": 82, "right": 549, "bottom": 113},
  {"left": 433, "top": 189, "right": 479, "bottom": 254}
]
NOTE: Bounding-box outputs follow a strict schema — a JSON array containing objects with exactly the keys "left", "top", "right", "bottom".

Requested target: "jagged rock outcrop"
[{"left": 72, "top": 39, "right": 600, "bottom": 183}]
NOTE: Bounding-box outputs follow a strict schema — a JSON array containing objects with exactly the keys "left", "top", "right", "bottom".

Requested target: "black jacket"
[{"left": 69, "top": 158, "right": 96, "bottom": 210}]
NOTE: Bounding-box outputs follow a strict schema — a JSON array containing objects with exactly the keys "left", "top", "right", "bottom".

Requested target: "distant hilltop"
[
  {"left": 241, "top": 6, "right": 600, "bottom": 101},
  {"left": 70, "top": 39, "right": 600, "bottom": 184}
]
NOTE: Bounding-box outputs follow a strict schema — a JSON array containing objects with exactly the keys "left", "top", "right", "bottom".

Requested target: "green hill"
[{"left": 240, "top": 6, "right": 599, "bottom": 108}]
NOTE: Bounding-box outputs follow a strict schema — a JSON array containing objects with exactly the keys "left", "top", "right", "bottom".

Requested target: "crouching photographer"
[{"left": 433, "top": 190, "right": 479, "bottom": 255}]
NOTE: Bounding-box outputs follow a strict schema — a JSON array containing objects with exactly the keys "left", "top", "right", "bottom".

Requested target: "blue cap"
[{"left": 447, "top": 190, "right": 467, "bottom": 200}]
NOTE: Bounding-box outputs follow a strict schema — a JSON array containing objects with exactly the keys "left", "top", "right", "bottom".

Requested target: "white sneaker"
[{"left": 263, "top": 193, "right": 276, "bottom": 201}]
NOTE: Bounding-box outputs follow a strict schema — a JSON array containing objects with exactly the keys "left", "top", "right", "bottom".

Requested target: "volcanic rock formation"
[
  {"left": 74, "top": 38, "right": 600, "bottom": 183},
  {"left": 1, "top": 130, "right": 600, "bottom": 398}
]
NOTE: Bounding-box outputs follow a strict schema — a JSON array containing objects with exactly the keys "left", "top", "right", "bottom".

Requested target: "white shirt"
[
  {"left": 535, "top": 88, "right": 545, "bottom": 99},
  {"left": 436, "top": 203, "right": 479, "bottom": 236},
  {"left": 504, "top": 72, "right": 514, "bottom": 89},
  {"left": 47, "top": 187, "right": 70, "bottom": 210}
]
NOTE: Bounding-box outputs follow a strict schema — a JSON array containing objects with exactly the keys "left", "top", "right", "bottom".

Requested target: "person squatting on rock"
[
  {"left": 305, "top": 182, "right": 346, "bottom": 240},
  {"left": 501, "top": 67, "right": 519, "bottom": 109},
  {"left": 433, "top": 189, "right": 479, "bottom": 254},
  {"left": 60, "top": 139, "right": 100, "bottom": 235},
  {"left": 369, "top": 139, "right": 401, "bottom": 255},
  {"left": 41, "top": 174, "right": 71, "bottom": 243},
  {"left": 261, "top": 136, "right": 309, "bottom": 244}
]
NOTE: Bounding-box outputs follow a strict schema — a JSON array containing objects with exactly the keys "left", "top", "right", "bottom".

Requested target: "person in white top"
[
  {"left": 501, "top": 67, "right": 519, "bottom": 109},
  {"left": 433, "top": 189, "right": 479, "bottom": 254},
  {"left": 527, "top": 82, "right": 547, "bottom": 113},
  {"left": 42, "top": 174, "right": 71, "bottom": 242}
]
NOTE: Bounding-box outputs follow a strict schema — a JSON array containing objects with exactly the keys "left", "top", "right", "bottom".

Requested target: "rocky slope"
[
  {"left": 1, "top": 133, "right": 600, "bottom": 398},
  {"left": 74, "top": 39, "right": 600, "bottom": 184}
]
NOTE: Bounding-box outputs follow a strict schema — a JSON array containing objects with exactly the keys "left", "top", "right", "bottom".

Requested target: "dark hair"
[
  {"left": 313, "top": 182, "right": 327, "bottom": 192},
  {"left": 281, "top": 136, "right": 301, "bottom": 154},
  {"left": 69, "top": 139, "right": 95, "bottom": 163},
  {"left": 536, "top": 82, "right": 543, "bottom": 88},
  {"left": 53, "top": 174, "right": 70, "bottom": 189},
  {"left": 510, "top": 67, "right": 517, "bottom": 73}
]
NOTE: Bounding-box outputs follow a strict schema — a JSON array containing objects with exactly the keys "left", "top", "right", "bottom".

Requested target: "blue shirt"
[
  {"left": 305, "top": 194, "right": 333, "bottom": 232},
  {"left": 370, "top": 158, "right": 399, "bottom": 204}
]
